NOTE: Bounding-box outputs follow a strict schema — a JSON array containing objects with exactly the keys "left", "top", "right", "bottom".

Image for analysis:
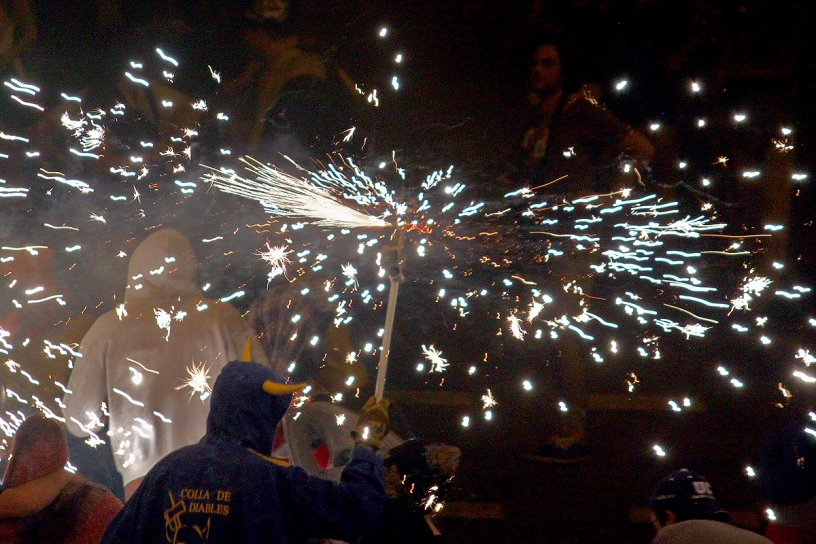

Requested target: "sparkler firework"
[{"left": 201, "top": 157, "right": 398, "bottom": 229}]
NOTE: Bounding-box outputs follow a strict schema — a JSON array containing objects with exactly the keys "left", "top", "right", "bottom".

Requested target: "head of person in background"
[
  {"left": 649, "top": 468, "right": 775, "bottom": 543},
  {"left": 526, "top": 29, "right": 583, "bottom": 107},
  {"left": 0, "top": 413, "right": 122, "bottom": 543},
  {"left": 650, "top": 469, "right": 730, "bottom": 529},
  {"left": 244, "top": 0, "right": 299, "bottom": 36}
]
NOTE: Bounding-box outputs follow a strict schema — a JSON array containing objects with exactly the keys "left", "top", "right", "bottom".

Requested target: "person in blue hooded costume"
[{"left": 101, "top": 359, "right": 388, "bottom": 543}]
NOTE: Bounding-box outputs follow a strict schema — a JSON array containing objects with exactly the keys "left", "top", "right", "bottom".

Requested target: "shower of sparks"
[
  {"left": 481, "top": 389, "right": 498, "bottom": 410},
  {"left": 201, "top": 157, "right": 398, "bottom": 228},
  {"left": 507, "top": 313, "right": 527, "bottom": 340},
  {"left": 154, "top": 308, "right": 172, "bottom": 341},
  {"left": 797, "top": 350, "right": 816, "bottom": 367},
  {"left": 342, "top": 263, "right": 359, "bottom": 288},
  {"left": 176, "top": 362, "right": 213, "bottom": 401},
  {"left": 422, "top": 345, "right": 449, "bottom": 373},
  {"left": 256, "top": 243, "right": 293, "bottom": 280}
]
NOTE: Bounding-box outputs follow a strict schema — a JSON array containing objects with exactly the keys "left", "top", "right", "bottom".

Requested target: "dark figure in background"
[
  {"left": 649, "top": 469, "right": 773, "bottom": 544},
  {"left": 0, "top": 413, "right": 122, "bottom": 543},
  {"left": 756, "top": 414, "right": 816, "bottom": 543},
  {"left": 224, "top": 0, "right": 358, "bottom": 158},
  {"left": 500, "top": 30, "right": 654, "bottom": 463},
  {"left": 502, "top": 30, "right": 654, "bottom": 196},
  {"left": 102, "top": 361, "right": 388, "bottom": 544},
  {"left": 0, "top": 0, "right": 36, "bottom": 131},
  {"left": 0, "top": 0, "right": 35, "bottom": 78},
  {"left": 248, "top": 278, "right": 369, "bottom": 395}
]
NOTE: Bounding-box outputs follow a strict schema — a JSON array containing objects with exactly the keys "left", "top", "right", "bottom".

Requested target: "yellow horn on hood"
[
  {"left": 241, "top": 336, "right": 254, "bottom": 362},
  {"left": 262, "top": 380, "right": 306, "bottom": 396}
]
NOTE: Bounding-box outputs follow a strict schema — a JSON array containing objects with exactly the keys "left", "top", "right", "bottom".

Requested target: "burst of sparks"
[
  {"left": 256, "top": 243, "right": 293, "bottom": 279},
  {"left": 4, "top": 41, "right": 816, "bottom": 460},
  {"left": 742, "top": 276, "right": 772, "bottom": 296},
  {"left": 507, "top": 313, "right": 527, "bottom": 340},
  {"left": 154, "top": 308, "right": 172, "bottom": 341},
  {"left": 797, "top": 349, "right": 816, "bottom": 367},
  {"left": 176, "top": 362, "right": 213, "bottom": 401},
  {"left": 422, "top": 345, "right": 449, "bottom": 373},
  {"left": 528, "top": 300, "right": 544, "bottom": 322},
  {"left": 481, "top": 389, "right": 498, "bottom": 409},
  {"left": 342, "top": 263, "right": 359, "bottom": 287}
]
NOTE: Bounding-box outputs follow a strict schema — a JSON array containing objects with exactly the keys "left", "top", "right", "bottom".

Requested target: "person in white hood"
[{"left": 62, "top": 228, "right": 269, "bottom": 500}]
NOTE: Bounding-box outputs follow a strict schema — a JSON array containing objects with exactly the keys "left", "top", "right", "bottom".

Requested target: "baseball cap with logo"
[{"left": 650, "top": 469, "right": 730, "bottom": 522}]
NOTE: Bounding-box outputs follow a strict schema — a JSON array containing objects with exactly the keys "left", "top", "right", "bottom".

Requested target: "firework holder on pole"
[{"left": 374, "top": 229, "right": 405, "bottom": 402}]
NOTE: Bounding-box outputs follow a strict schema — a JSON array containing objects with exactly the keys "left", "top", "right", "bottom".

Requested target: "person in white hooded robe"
[{"left": 62, "top": 228, "right": 270, "bottom": 500}]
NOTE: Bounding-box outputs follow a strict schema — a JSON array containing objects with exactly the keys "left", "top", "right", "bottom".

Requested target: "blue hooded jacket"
[{"left": 101, "top": 361, "right": 385, "bottom": 543}]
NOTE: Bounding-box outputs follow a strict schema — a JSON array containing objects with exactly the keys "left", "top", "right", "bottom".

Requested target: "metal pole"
[{"left": 374, "top": 230, "right": 405, "bottom": 401}]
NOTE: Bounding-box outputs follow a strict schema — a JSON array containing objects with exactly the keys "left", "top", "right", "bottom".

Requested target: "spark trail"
[{"left": 0, "top": 33, "right": 814, "bottom": 491}]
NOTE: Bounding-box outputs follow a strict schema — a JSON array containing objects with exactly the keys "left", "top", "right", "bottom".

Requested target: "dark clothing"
[
  {"left": 102, "top": 440, "right": 384, "bottom": 544},
  {"left": 101, "top": 361, "right": 386, "bottom": 544},
  {"left": 517, "top": 95, "right": 632, "bottom": 196}
]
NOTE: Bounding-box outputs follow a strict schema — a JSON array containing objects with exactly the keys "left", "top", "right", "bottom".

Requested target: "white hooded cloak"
[{"left": 62, "top": 228, "right": 268, "bottom": 485}]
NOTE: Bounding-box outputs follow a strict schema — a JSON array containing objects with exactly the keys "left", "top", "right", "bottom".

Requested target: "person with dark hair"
[
  {"left": 504, "top": 29, "right": 655, "bottom": 196},
  {"left": 649, "top": 468, "right": 773, "bottom": 544},
  {"left": 502, "top": 30, "right": 655, "bottom": 463},
  {"left": 101, "top": 360, "right": 388, "bottom": 543},
  {"left": 0, "top": 413, "right": 122, "bottom": 543}
]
